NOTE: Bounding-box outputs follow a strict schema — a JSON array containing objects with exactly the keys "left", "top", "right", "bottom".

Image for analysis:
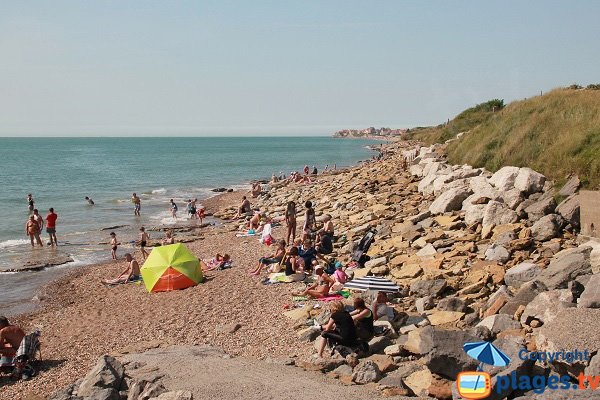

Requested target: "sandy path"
[{"left": 122, "top": 345, "right": 414, "bottom": 400}]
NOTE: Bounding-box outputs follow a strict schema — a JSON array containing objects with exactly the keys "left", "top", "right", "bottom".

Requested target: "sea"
[{"left": 0, "top": 136, "right": 379, "bottom": 315}]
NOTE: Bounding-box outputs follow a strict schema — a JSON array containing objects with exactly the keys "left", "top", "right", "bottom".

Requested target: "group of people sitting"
[{"left": 316, "top": 293, "right": 392, "bottom": 357}]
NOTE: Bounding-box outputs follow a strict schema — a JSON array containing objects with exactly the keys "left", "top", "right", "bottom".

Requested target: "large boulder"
[
  {"left": 410, "top": 279, "right": 447, "bottom": 297},
  {"left": 429, "top": 187, "right": 472, "bottom": 214},
  {"left": 578, "top": 274, "right": 600, "bottom": 308},
  {"left": 520, "top": 289, "right": 576, "bottom": 325},
  {"left": 537, "top": 246, "right": 592, "bottom": 289},
  {"left": 477, "top": 314, "right": 521, "bottom": 334},
  {"left": 352, "top": 360, "right": 382, "bottom": 384},
  {"left": 537, "top": 308, "right": 600, "bottom": 378},
  {"left": 524, "top": 196, "right": 557, "bottom": 222},
  {"left": 77, "top": 355, "right": 125, "bottom": 398},
  {"left": 485, "top": 244, "right": 511, "bottom": 263},
  {"left": 501, "top": 188, "right": 525, "bottom": 210},
  {"left": 482, "top": 201, "right": 519, "bottom": 231},
  {"left": 504, "top": 262, "right": 541, "bottom": 288},
  {"left": 514, "top": 167, "right": 546, "bottom": 194},
  {"left": 556, "top": 194, "right": 580, "bottom": 229},
  {"left": 437, "top": 297, "right": 467, "bottom": 312},
  {"left": 499, "top": 280, "right": 547, "bottom": 315},
  {"left": 423, "top": 328, "right": 479, "bottom": 379},
  {"left": 558, "top": 175, "right": 581, "bottom": 197},
  {"left": 531, "top": 214, "right": 562, "bottom": 241},
  {"left": 489, "top": 166, "right": 520, "bottom": 191},
  {"left": 464, "top": 204, "right": 486, "bottom": 225}
]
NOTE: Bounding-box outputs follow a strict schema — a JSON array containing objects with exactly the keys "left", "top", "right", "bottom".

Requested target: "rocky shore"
[{"left": 3, "top": 138, "right": 600, "bottom": 399}]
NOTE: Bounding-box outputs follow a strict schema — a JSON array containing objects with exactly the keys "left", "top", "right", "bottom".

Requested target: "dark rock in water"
[
  {"left": 211, "top": 188, "right": 227, "bottom": 192},
  {"left": 227, "top": 189, "right": 234, "bottom": 192},
  {"left": 0, "top": 252, "right": 74, "bottom": 272},
  {"left": 101, "top": 225, "right": 129, "bottom": 231}
]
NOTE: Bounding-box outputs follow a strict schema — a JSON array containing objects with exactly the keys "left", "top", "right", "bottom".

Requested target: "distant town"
[{"left": 333, "top": 126, "right": 407, "bottom": 138}]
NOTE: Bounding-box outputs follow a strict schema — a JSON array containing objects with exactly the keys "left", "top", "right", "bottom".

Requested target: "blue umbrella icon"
[{"left": 464, "top": 341, "right": 511, "bottom": 369}]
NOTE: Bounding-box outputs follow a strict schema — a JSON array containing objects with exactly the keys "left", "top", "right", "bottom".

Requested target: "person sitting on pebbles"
[
  {"left": 101, "top": 253, "right": 140, "bottom": 285},
  {"left": 202, "top": 253, "right": 231, "bottom": 271},
  {"left": 316, "top": 301, "right": 357, "bottom": 358},
  {"left": 292, "top": 266, "right": 333, "bottom": 299},
  {"left": 161, "top": 230, "right": 174, "bottom": 245},
  {"left": 350, "top": 297, "right": 375, "bottom": 341},
  {"left": 250, "top": 240, "right": 286, "bottom": 275},
  {"left": 234, "top": 196, "right": 251, "bottom": 219}
]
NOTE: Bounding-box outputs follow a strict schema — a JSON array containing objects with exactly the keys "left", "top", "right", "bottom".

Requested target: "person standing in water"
[
  {"left": 109, "top": 232, "right": 118, "bottom": 260},
  {"left": 169, "top": 199, "right": 178, "bottom": 219},
  {"left": 131, "top": 193, "right": 141, "bottom": 216},
  {"left": 32, "top": 209, "right": 44, "bottom": 232},
  {"left": 85, "top": 196, "right": 95, "bottom": 205},
  {"left": 45, "top": 207, "right": 58, "bottom": 246},
  {"left": 25, "top": 215, "right": 43, "bottom": 247},
  {"left": 26, "top": 194, "right": 35, "bottom": 214}
]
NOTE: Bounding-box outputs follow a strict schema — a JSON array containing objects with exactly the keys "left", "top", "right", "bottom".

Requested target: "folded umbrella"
[{"left": 343, "top": 276, "right": 399, "bottom": 293}]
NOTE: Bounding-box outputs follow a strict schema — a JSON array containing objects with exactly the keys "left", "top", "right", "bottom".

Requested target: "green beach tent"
[{"left": 140, "top": 243, "right": 203, "bottom": 292}]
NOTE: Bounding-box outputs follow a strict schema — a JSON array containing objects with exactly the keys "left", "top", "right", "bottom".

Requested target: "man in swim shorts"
[
  {"left": 101, "top": 253, "right": 141, "bottom": 285},
  {"left": 45, "top": 208, "right": 58, "bottom": 246},
  {"left": 131, "top": 193, "right": 141, "bottom": 216}
]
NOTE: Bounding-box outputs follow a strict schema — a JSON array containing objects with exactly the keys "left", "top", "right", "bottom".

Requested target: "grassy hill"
[{"left": 406, "top": 87, "right": 600, "bottom": 188}]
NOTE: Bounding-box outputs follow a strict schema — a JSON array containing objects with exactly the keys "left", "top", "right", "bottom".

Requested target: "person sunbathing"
[
  {"left": 316, "top": 301, "right": 357, "bottom": 358},
  {"left": 250, "top": 240, "right": 286, "bottom": 275},
  {"left": 350, "top": 297, "right": 375, "bottom": 340},
  {"left": 292, "top": 266, "right": 334, "bottom": 299},
  {"left": 0, "top": 316, "right": 25, "bottom": 360},
  {"left": 234, "top": 196, "right": 251, "bottom": 219},
  {"left": 202, "top": 253, "right": 231, "bottom": 271},
  {"left": 101, "top": 253, "right": 140, "bottom": 285},
  {"left": 246, "top": 212, "right": 261, "bottom": 230}
]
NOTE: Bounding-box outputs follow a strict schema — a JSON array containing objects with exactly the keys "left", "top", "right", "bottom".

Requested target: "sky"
[{"left": 1, "top": 1, "right": 599, "bottom": 136}]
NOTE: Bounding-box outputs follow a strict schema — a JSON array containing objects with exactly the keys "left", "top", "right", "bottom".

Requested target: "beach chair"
[
  {"left": 7, "top": 330, "right": 42, "bottom": 380},
  {"left": 351, "top": 228, "right": 377, "bottom": 267}
]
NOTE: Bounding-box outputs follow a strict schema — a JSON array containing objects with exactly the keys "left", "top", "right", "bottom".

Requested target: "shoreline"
[{"left": 0, "top": 142, "right": 378, "bottom": 317}]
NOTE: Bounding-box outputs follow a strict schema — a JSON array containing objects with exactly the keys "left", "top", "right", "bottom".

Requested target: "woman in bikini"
[
  {"left": 285, "top": 201, "right": 297, "bottom": 245},
  {"left": 292, "top": 266, "right": 333, "bottom": 299}
]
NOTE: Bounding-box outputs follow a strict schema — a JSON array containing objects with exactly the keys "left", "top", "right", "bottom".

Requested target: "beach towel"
[
  {"left": 268, "top": 272, "right": 306, "bottom": 284},
  {"left": 318, "top": 294, "right": 344, "bottom": 302},
  {"left": 293, "top": 295, "right": 309, "bottom": 301}
]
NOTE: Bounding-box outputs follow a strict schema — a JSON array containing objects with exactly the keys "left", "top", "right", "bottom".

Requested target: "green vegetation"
[
  {"left": 405, "top": 99, "right": 504, "bottom": 144},
  {"left": 408, "top": 88, "right": 600, "bottom": 189}
]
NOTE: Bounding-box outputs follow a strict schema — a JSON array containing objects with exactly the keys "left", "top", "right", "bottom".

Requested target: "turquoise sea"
[{"left": 0, "top": 136, "right": 378, "bottom": 314}]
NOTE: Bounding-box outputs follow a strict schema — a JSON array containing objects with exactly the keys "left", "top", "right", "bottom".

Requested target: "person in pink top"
[
  {"left": 45, "top": 208, "right": 58, "bottom": 246},
  {"left": 331, "top": 262, "right": 349, "bottom": 291}
]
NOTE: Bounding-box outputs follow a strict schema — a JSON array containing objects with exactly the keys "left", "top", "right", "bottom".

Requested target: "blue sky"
[{"left": 1, "top": 1, "right": 599, "bottom": 136}]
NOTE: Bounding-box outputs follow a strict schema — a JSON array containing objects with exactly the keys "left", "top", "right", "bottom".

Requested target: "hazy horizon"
[{"left": 2, "top": 1, "right": 599, "bottom": 137}]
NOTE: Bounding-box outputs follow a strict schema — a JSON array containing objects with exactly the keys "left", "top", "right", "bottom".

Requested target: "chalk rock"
[
  {"left": 501, "top": 188, "right": 525, "bottom": 210},
  {"left": 520, "top": 289, "right": 575, "bottom": 325},
  {"left": 437, "top": 297, "right": 466, "bottom": 312},
  {"left": 531, "top": 214, "right": 562, "bottom": 241},
  {"left": 556, "top": 194, "right": 580, "bottom": 228},
  {"left": 579, "top": 274, "right": 600, "bottom": 308},
  {"left": 537, "top": 246, "right": 592, "bottom": 289},
  {"left": 351, "top": 360, "right": 381, "bottom": 384},
  {"left": 410, "top": 279, "right": 447, "bottom": 297},
  {"left": 415, "top": 296, "right": 435, "bottom": 313},
  {"left": 416, "top": 243, "right": 437, "bottom": 258},
  {"left": 485, "top": 244, "right": 511, "bottom": 263},
  {"left": 464, "top": 204, "right": 486, "bottom": 225},
  {"left": 514, "top": 167, "right": 546, "bottom": 194},
  {"left": 504, "top": 262, "right": 540, "bottom": 288},
  {"left": 524, "top": 196, "right": 557, "bottom": 222},
  {"left": 482, "top": 201, "right": 519, "bottom": 231},
  {"left": 77, "top": 355, "right": 125, "bottom": 398},
  {"left": 429, "top": 187, "right": 472, "bottom": 214},
  {"left": 477, "top": 314, "right": 521, "bottom": 334},
  {"left": 558, "top": 175, "right": 581, "bottom": 197},
  {"left": 489, "top": 166, "right": 520, "bottom": 191},
  {"left": 364, "top": 257, "right": 386, "bottom": 269}
]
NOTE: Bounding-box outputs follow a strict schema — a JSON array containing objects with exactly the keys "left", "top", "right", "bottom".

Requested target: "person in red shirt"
[{"left": 45, "top": 207, "right": 58, "bottom": 246}]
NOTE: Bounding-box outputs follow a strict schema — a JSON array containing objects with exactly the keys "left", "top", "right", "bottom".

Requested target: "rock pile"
[
  {"left": 49, "top": 355, "right": 193, "bottom": 400},
  {"left": 214, "top": 140, "right": 598, "bottom": 398}
]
